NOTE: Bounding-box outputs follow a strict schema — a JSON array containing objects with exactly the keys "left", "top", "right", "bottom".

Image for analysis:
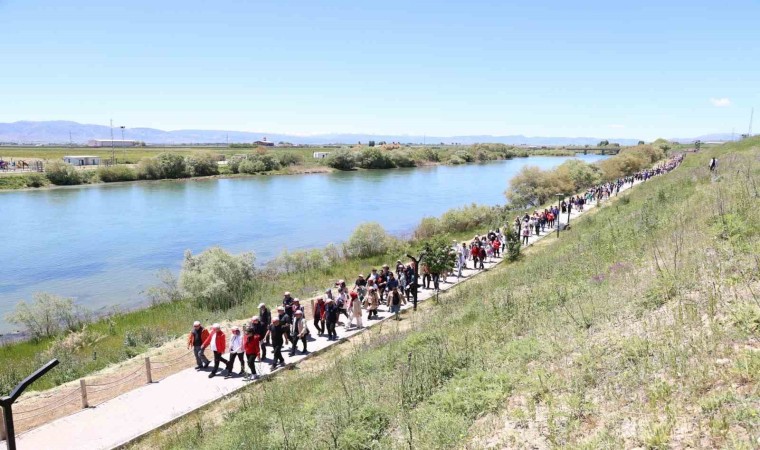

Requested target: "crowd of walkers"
[
  {"left": 516, "top": 154, "right": 684, "bottom": 244},
  {"left": 186, "top": 153, "right": 684, "bottom": 381}
]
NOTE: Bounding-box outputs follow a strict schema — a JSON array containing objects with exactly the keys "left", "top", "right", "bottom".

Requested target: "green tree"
[
  {"left": 45, "top": 160, "right": 83, "bottom": 185},
  {"left": 6, "top": 293, "right": 91, "bottom": 339},
  {"left": 325, "top": 149, "right": 356, "bottom": 170},
  {"left": 598, "top": 140, "right": 609, "bottom": 147},
  {"left": 179, "top": 247, "right": 256, "bottom": 310},
  {"left": 422, "top": 236, "right": 456, "bottom": 274},
  {"left": 186, "top": 152, "right": 220, "bottom": 177}
]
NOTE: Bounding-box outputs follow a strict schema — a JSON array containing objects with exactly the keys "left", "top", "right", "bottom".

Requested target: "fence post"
[
  {"left": 145, "top": 357, "right": 153, "bottom": 384},
  {"left": 80, "top": 379, "right": 89, "bottom": 408},
  {"left": 0, "top": 407, "right": 6, "bottom": 441}
]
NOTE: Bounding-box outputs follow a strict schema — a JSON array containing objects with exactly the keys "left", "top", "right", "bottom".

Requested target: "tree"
[
  {"left": 180, "top": 247, "right": 256, "bottom": 310},
  {"left": 503, "top": 228, "right": 521, "bottom": 261},
  {"left": 368, "top": 140, "right": 376, "bottom": 147},
  {"left": 505, "top": 166, "right": 560, "bottom": 208},
  {"left": 325, "top": 149, "right": 356, "bottom": 170},
  {"left": 6, "top": 292, "right": 90, "bottom": 339},
  {"left": 343, "top": 222, "right": 395, "bottom": 258},
  {"left": 638, "top": 140, "right": 646, "bottom": 145},
  {"left": 598, "top": 140, "right": 609, "bottom": 147},
  {"left": 421, "top": 236, "right": 456, "bottom": 274}
]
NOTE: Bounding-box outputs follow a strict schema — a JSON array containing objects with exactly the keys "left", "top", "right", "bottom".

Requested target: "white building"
[
  {"left": 313, "top": 151, "right": 331, "bottom": 159},
  {"left": 63, "top": 155, "right": 101, "bottom": 166},
  {"left": 87, "top": 139, "right": 139, "bottom": 148}
]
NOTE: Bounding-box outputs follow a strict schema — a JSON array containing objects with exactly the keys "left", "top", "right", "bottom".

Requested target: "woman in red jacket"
[
  {"left": 202, "top": 323, "right": 228, "bottom": 378},
  {"left": 243, "top": 326, "right": 261, "bottom": 380}
]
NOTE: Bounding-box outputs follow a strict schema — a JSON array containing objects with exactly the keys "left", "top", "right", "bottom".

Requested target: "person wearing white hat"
[
  {"left": 225, "top": 326, "right": 245, "bottom": 378},
  {"left": 201, "top": 323, "right": 228, "bottom": 378},
  {"left": 187, "top": 321, "right": 210, "bottom": 370}
]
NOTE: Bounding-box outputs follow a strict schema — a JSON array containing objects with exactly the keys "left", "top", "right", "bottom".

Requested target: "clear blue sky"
[{"left": 1, "top": 0, "right": 758, "bottom": 140}]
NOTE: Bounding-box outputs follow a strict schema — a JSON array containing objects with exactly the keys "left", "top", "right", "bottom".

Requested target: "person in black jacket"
[
  {"left": 258, "top": 303, "right": 272, "bottom": 345},
  {"left": 264, "top": 317, "right": 285, "bottom": 370},
  {"left": 324, "top": 298, "right": 339, "bottom": 340},
  {"left": 249, "top": 316, "right": 268, "bottom": 360}
]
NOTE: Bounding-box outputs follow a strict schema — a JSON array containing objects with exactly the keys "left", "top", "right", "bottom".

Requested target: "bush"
[
  {"left": 45, "top": 160, "right": 83, "bottom": 185},
  {"left": 179, "top": 247, "right": 256, "bottom": 310},
  {"left": 343, "top": 222, "right": 395, "bottom": 258},
  {"left": 390, "top": 150, "right": 416, "bottom": 168},
  {"left": 6, "top": 292, "right": 91, "bottom": 339},
  {"left": 503, "top": 228, "right": 521, "bottom": 261},
  {"left": 325, "top": 149, "right": 356, "bottom": 170},
  {"left": 97, "top": 165, "right": 137, "bottom": 182},
  {"left": 417, "top": 147, "right": 440, "bottom": 162},
  {"left": 448, "top": 155, "right": 466, "bottom": 165},
  {"left": 229, "top": 154, "right": 281, "bottom": 174},
  {"left": 238, "top": 159, "right": 267, "bottom": 174},
  {"left": 186, "top": 152, "right": 220, "bottom": 177},
  {"left": 25, "top": 172, "right": 47, "bottom": 188},
  {"left": 277, "top": 152, "right": 302, "bottom": 167},
  {"left": 136, "top": 153, "right": 189, "bottom": 179},
  {"left": 356, "top": 147, "right": 395, "bottom": 169}
]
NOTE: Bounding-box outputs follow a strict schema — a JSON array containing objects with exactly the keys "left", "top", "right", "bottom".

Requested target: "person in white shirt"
[{"left": 226, "top": 326, "right": 244, "bottom": 378}]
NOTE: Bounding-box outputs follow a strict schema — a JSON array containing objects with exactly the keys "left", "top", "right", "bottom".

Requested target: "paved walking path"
[{"left": 5, "top": 180, "right": 642, "bottom": 450}]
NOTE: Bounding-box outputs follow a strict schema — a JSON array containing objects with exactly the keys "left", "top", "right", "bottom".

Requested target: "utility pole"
[
  {"left": 749, "top": 107, "right": 754, "bottom": 137},
  {"left": 120, "top": 126, "right": 126, "bottom": 163},
  {"left": 110, "top": 119, "right": 115, "bottom": 165}
]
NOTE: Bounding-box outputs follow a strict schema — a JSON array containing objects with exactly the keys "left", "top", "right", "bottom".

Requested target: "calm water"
[{"left": 0, "top": 154, "right": 607, "bottom": 332}]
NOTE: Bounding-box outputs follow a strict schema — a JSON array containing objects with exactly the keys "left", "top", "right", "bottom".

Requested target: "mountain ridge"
[{"left": 0, "top": 120, "right": 717, "bottom": 146}]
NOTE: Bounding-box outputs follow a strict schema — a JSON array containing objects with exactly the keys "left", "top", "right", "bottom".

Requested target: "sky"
[{"left": 1, "top": 0, "right": 758, "bottom": 140}]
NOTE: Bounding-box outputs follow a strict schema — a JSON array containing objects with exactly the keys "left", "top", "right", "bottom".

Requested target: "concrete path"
[{"left": 5, "top": 180, "right": 641, "bottom": 450}]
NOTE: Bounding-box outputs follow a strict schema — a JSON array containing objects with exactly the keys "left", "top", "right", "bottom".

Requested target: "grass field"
[{"left": 130, "top": 138, "right": 759, "bottom": 449}]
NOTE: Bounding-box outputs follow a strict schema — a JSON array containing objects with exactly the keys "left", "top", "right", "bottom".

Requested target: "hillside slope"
[{"left": 138, "top": 139, "right": 759, "bottom": 450}]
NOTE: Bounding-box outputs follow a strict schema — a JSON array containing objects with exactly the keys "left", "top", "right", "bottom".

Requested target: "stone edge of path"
[{"left": 111, "top": 260, "right": 501, "bottom": 449}]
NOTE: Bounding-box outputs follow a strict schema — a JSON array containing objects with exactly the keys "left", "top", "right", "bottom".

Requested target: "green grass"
[{"left": 131, "top": 138, "right": 759, "bottom": 449}]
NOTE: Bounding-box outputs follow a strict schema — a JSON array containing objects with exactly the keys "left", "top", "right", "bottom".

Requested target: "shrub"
[
  {"left": 25, "top": 172, "right": 47, "bottom": 188},
  {"left": 555, "top": 159, "right": 602, "bottom": 192},
  {"left": 137, "top": 153, "right": 189, "bottom": 179},
  {"left": 143, "top": 269, "right": 182, "bottom": 305},
  {"left": 186, "top": 152, "right": 220, "bottom": 177},
  {"left": 230, "top": 154, "right": 281, "bottom": 174},
  {"left": 325, "top": 149, "right": 356, "bottom": 170},
  {"left": 238, "top": 159, "right": 267, "bottom": 174},
  {"left": 277, "top": 152, "right": 302, "bottom": 167},
  {"left": 503, "top": 227, "right": 521, "bottom": 261},
  {"left": 417, "top": 147, "right": 440, "bottom": 162},
  {"left": 97, "top": 165, "right": 138, "bottom": 182},
  {"left": 45, "top": 160, "right": 83, "bottom": 185},
  {"left": 343, "top": 222, "right": 395, "bottom": 258},
  {"left": 414, "top": 217, "right": 441, "bottom": 240},
  {"left": 448, "top": 155, "right": 466, "bottom": 165},
  {"left": 390, "top": 150, "right": 416, "bottom": 168},
  {"left": 6, "top": 292, "right": 91, "bottom": 339},
  {"left": 179, "top": 247, "right": 256, "bottom": 310},
  {"left": 356, "top": 147, "right": 395, "bottom": 169}
]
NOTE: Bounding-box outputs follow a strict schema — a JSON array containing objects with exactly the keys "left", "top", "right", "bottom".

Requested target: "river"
[{"left": 0, "top": 154, "right": 607, "bottom": 332}]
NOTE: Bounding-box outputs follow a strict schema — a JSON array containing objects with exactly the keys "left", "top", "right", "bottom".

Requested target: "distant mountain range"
[
  {"left": 0, "top": 120, "right": 731, "bottom": 147},
  {"left": 0, "top": 120, "right": 651, "bottom": 146}
]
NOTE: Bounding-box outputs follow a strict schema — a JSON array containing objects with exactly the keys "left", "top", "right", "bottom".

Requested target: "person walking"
[
  {"left": 349, "top": 290, "right": 363, "bottom": 329},
  {"left": 365, "top": 286, "right": 380, "bottom": 319},
  {"left": 325, "top": 298, "right": 339, "bottom": 340},
  {"left": 242, "top": 326, "right": 260, "bottom": 380},
  {"left": 313, "top": 297, "right": 326, "bottom": 335},
  {"left": 202, "top": 323, "right": 228, "bottom": 378},
  {"left": 709, "top": 157, "right": 717, "bottom": 172},
  {"left": 264, "top": 317, "right": 286, "bottom": 370},
  {"left": 522, "top": 223, "right": 530, "bottom": 245},
  {"left": 289, "top": 310, "right": 309, "bottom": 355},
  {"left": 389, "top": 286, "right": 405, "bottom": 320},
  {"left": 226, "top": 326, "right": 245, "bottom": 378},
  {"left": 250, "top": 316, "right": 268, "bottom": 360},
  {"left": 258, "top": 303, "right": 272, "bottom": 345},
  {"left": 187, "top": 321, "right": 210, "bottom": 370}
]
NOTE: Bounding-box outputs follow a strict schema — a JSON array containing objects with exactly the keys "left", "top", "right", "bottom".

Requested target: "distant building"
[
  {"left": 87, "top": 139, "right": 139, "bottom": 148},
  {"left": 63, "top": 155, "right": 101, "bottom": 166},
  {"left": 313, "top": 151, "right": 331, "bottom": 159},
  {"left": 254, "top": 140, "right": 275, "bottom": 147}
]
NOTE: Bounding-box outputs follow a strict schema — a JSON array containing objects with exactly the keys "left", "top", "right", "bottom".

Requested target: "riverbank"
[
  {"left": 138, "top": 140, "right": 758, "bottom": 449},
  {"left": 0, "top": 144, "right": 605, "bottom": 192}
]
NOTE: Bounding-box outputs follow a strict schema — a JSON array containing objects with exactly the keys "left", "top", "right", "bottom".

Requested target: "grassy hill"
[{"left": 136, "top": 139, "right": 759, "bottom": 449}]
